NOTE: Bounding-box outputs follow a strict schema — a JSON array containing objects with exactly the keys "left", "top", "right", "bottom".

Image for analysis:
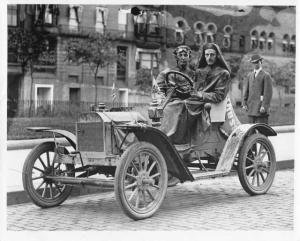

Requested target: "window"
[
  {"left": 259, "top": 31, "right": 266, "bottom": 50},
  {"left": 250, "top": 30, "right": 258, "bottom": 49},
  {"left": 290, "top": 35, "right": 295, "bottom": 53},
  {"left": 118, "top": 9, "right": 129, "bottom": 31},
  {"left": 69, "top": 5, "right": 83, "bottom": 31},
  {"left": 149, "top": 13, "right": 159, "bottom": 35},
  {"left": 117, "top": 46, "right": 127, "bottom": 81},
  {"left": 267, "top": 32, "right": 275, "bottom": 50},
  {"left": 35, "top": 84, "right": 54, "bottom": 113},
  {"left": 96, "top": 7, "right": 105, "bottom": 33},
  {"left": 96, "top": 76, "right": 104, "bottom": 85},
  {"left": 68, "top": 75, "right": 79, "bottom": 83},
  {"left": 239, "top": 35, "right": 245, "bottom": 50},
  {"left": 194, "top": 21, "right": 206, "bottom": 45},
  {"left": 282, "top": 34, "right": 290, "bottom": 52},
  {"left": 8, "top": 5, "right": 17, "bottom": 26},
  {"left": 69, "top": 88, "right": 81, "bottom": 106},
  {"left": 206, "top": 23, "right": 217, "bottom": 43},
  {"left": 136, "top": 48, "right": 160, "bottom": 70},
  {"left": 175, "top": 29, "right": 184, "bottom": 44}
]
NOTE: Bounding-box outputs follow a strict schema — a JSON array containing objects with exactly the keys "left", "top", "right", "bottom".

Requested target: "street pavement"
[{"left": 7, "top": 169, "right": 293, "bottom": 231}]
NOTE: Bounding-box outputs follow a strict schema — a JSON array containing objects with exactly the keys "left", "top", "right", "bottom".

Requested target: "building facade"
[{"left": 7, "top": 4, "right": 296, "bottom": 115}]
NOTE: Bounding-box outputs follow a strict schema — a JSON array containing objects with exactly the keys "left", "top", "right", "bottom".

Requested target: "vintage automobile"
[{"left": 22, "top": 71, "right": 277, "bottom": 220}]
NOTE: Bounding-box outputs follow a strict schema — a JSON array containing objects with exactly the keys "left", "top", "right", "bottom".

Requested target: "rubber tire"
[
  {"left": 238, "top": 133, "right": 276, "bottom": 195},
  {"left": 114, "top": 141, "right": 168, "bottom": 220},
  {"left": 22, "top": 142, "right": 74, "bottom": 208}
]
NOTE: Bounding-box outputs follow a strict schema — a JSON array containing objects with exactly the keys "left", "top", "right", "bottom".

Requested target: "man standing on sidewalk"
[{"left": 242, "top": 54, "right": 273, "bottom": 124}]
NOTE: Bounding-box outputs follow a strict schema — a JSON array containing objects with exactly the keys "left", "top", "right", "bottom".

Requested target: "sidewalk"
[{"left": 6, "top": 125, "right": 294, "bottom": 205}]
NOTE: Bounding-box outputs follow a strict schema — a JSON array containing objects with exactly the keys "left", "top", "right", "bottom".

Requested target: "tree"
[
  {"left": 8, "top": 27, "right": 47, "bottom": 116},
  {"left": 65, "top": 32, "right": 118, "bottom": 103}
]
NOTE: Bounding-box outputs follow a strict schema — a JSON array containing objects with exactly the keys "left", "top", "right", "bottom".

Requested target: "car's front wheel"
[{"left": 114, "top": 141, "right": 168, "bottom": 220}]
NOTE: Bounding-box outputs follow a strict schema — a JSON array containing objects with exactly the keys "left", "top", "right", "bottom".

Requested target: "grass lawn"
[{"left": 7, "top": 106, "right": 294, "bottom": 140}]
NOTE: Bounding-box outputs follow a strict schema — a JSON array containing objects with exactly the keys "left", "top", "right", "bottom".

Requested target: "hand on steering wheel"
[{"left": 165, "top": 71, "right": 194, "bottom": 95}]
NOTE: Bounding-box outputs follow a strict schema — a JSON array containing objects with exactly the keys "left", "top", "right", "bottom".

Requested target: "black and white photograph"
[{"left": 1, "top": 0, "right": 298, "bottom": 240}]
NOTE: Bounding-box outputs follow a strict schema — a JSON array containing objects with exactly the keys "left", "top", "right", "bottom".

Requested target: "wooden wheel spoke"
[
  {"left": 42, "top": 183, "right": 48, "bottom": 198},
  {"left": 131, "top": 161, "right": 139, "bottom": 173},
  {"left": 259, "top": 172, "right": 265, "bottom": 183},
  {"left": 247, "top": 169, "right": 255, "bottom": 178},
  {"left": 142, "top": 190, "right": 147, "bottom": 205},
  {"left": 54, "top": 183, "right": 63, "bottom": 194},
  {"left": 152, "top": 184, "right": 160, "bottom": 190},
  {"left": 32, "top": 176, "right": 44, "bottom": 181},
  {"left": 148, "top": 161, "right": 156, "bottom": 174},
  {"left": 251, "top": 172, "right": 256, "bottom": 185},
  {"left": 256, "top": 172, "right": 260, "bottom": 186},
  {"left": 262, "top": 167, "right": 270, "bottom": 174},
  {"left": 246, "top": 156, "right": 255, "bottom": 163},
  {"left": 150, "top": 172, "right": 161, "bottom": 179},
  {"left": 49, "top": 183, "right": 53, "bottom": 198},
  {"left": 38, "top": 157, "right": 47, "bottom": 169},
  {"left": 33, "top": 166, "right": 45, "bottom": 174},
  {"left": 143, "top": 155, "right": 150, "bottom": 172},
  {"left": 135, "top": 190, "right": 140, "bottom": 208},
  {"left": 46, "top": 152, "right": 51, "bottom": 167},
  {"left": 146, "top": 189, "right": 155, "bottom": 201},
  {"left": 138, "top": 154, "right": 142, "bottom": 171},
  {"left": 126, "top": 173, "right": 137, "bottom": 180},
  {"left": 245, "top": 164, "right": 254, "bottom": 170},
  {"left": 125, "top": 181, "right": 137, "bottom": 190},
  {"left": 36, "top": 180, "right": 46, "bottom": 190},
  {"left": 128, "top": 188, "right": 138, "bottom": 202}
]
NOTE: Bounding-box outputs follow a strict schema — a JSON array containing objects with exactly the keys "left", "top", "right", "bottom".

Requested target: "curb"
[{"left": 7, "top": 159, "right": 294, "bottom": 206}]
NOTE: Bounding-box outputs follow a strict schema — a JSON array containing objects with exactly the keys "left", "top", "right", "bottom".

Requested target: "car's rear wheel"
[
  {"left": 22, "top": 142, "right": 74, "bottom": 208},
  {"left": 114, "top": 141, "right": 168, "bottom": 220},
  {"left": 238, "top": 133, "right": 276, "bottom": 195}
]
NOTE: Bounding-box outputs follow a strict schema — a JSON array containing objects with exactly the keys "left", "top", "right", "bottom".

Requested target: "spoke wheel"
[
  {"left": 22, "top": 142, "right": 74, "bottom": 208},
  {"left": 114, "top": 142, "right": 168, "bottom": 220},
  {"left": 238, "top": 133, "right": 276, "bottom": 195}
]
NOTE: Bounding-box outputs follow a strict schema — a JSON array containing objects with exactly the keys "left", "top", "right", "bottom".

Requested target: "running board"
[
  {"left": 46, "top": 176, "right": 115, "bottom": 188},
  {"left": 191, "top": 170, "right": 231, "bottom": 180}
]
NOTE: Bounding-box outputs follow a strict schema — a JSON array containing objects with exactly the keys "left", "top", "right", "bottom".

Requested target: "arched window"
[
  {"left": 259, "top": 31, "right": 266, "bottom": 50},
  {"left": 239, "top": 35, "right": 245, "bottom": 50},
  {"left": 206, "top": 22, "right": 217, "bottom": 43},
  {"left": 175, "top": 20, "right": 186, "bottom": 44},
  {"left": 267, "top": 32, "right": 275, "bottom": 50},
  {"left": 222, "top": 25, "right": 233, "bottom": 48},
  {"left": 290, "top": 35, "right": 295, "bottom": 53},
  {"left": 193, "top": 21, "right": 206, "bottom": 45},
  {"left": 282, "top": 34, "right": 290, "bottom": 52},
  {"left": 250, "top": 30, "right": 258, "bottom": 49}
]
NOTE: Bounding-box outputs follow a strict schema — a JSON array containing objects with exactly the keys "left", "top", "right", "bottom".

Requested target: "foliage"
[
  {"left": 135, "top": 68, "right": 152, "bottom": 92},
  {"left": 272, "top": 60, "right": 295, "bottom": 88},
  {"left": 65, "top": 32, "right": 118, "bottom": 102},
  {"left": 8, "top": 27, "right": 50, "bottom": 69},
  {"left": 224, "top": 55, "right": 243, "bottom": 79},
  {"left": 65, "top": 32, "right": 117, "bottom": 71}
]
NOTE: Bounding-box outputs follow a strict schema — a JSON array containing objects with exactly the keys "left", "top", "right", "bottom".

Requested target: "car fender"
[
  {"left": 216, "top": 123, "right": 277, "bottom": 172},
  {"left": 26, "top": 127, "right": 77, "bottom": 149},
  {"left": 115, "top": 124, "right": 194, "bottom": 182}
]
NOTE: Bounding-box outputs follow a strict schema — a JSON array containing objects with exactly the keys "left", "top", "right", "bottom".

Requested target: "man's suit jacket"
[{"left": 243, "top": 69, "right": 273, "bottom": 116}]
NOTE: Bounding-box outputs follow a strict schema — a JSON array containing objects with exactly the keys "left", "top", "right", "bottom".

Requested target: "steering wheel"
[{"left": 165, "top": 70, "right": 194, "bottom": 95}]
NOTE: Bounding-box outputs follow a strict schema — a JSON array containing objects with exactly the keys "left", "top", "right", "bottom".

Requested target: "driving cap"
[
  {"left": 173, "top": 45, "right": 192, "bottom": 56},
  {"left": 250, "top": 54, "right": 263, "bottom": 63}
]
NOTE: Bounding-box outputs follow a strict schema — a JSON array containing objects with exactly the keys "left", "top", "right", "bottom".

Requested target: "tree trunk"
[{"left": 28, "top": 65, "right": 34, "bottom": 117}]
